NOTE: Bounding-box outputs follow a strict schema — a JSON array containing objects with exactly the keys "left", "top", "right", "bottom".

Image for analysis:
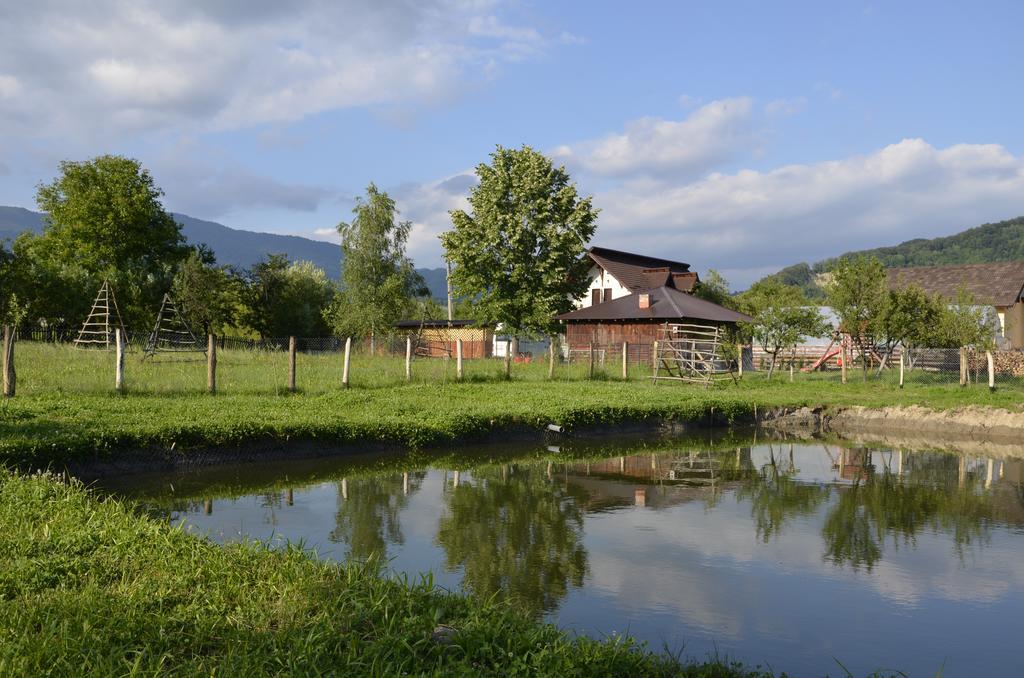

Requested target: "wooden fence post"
[
  {"left": 959, "top": 347, "right": 967, "bottom": 387},
  {"left": 737, "top": 344, "right": 743, "bottom": 379},
  {"left": 405, "top": 336, "right": 413, "bottom": 381},
  {"left": 115, "top": 328, "right": 125, "bottom": 393},
  {"left": 588, "top": 342, "right": 595, "bottom": 379},
  {"left": 288, "top": 336, "right": 297, "bottom": 392},
  {"left": 789, "top": 347, "right": 795, "bottom": 383},
  {"left": 898, "top": 350, "right": 904, "bottom": 389},
  {"left": 987, "top": 350, "right": 995, "bottom": 392},
  {"left": 503, "top": 339, "right": 511, "bottom": 379},
  {"left": 207, "top": 334, "right": 217, "bottom": 394},
  {"left": 622, "top": 341, "right": 628, "bottom": 380},
  {"left": 2, "top": 325, "right": 14, "bottom": 398},
  {"left": 652, "top": 340, "right": 659, "bottom": 380},
  {"left": 342, "top": 337, "right": 352, "bottom": 388},
  {"left": 548, "top": 337, "right": 555, "bottom": 380},
  {"left": 456, "top": 338, "right": 464, "bottom": 381},
  {"left": 840, "top": 343, "right": 847, "bottom": 384}
]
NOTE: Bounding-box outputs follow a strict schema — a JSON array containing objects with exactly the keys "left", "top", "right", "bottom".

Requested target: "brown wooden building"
[{"left": 557, "top": 247, "right": 750, "bottom": 362}]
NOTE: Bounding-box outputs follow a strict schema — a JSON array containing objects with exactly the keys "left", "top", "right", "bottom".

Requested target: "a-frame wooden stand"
[
  {"left": 74, "top": 281, "right": 127, "bottom": 349},
  {"left": 142, "top": 293, "right": 205, "bottom": 361}
]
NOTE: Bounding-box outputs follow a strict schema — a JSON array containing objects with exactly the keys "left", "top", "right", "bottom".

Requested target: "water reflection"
[
  {"left": 107, "top": 438, "right": 1024, "bottom": 676},
  {"left": 330, "top": 472, "right": 425, "bottom": 560},
  {"left": 436, "top": 465, "right": 589, "bottom": 614}
]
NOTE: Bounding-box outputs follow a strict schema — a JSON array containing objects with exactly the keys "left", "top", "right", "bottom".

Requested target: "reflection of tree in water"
[
  {"left": 435, "top": 465, "right": 589, "bottom": 617},
  {"left": 329, "top": 473, "right": 425, "bottom": 561},
  {"left": 736, "top": 445, "right": 830, "bottom": 542},
  {"left": 823, "top": 453, "right": 995, "bottom": 570}
]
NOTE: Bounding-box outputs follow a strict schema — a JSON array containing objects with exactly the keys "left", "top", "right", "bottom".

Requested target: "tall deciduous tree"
[
  {"left": 171, "top": 249, "right": 241, "bottom": 336},
  {"left": 328, "top": 184, "right": 426, "bottom": 349},
  {"left": 242, "top": 255, "right": 336, "bottom": 338},
  {"left": 34, "top": 155, "right": 188, "bottom": 326},
  {"left": 825, "top": 255, "right": 888, "bottom": 379},
  {"left": 441, "top": 145, "right": 598, "bottom": 338},
  {"left": 739, "top": 279, "right": 827, "bottom": 379}
]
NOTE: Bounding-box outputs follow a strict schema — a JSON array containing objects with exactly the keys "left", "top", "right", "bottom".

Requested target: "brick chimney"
[{"left": 638, "top": 293, "right": 650, "bottom": 309}]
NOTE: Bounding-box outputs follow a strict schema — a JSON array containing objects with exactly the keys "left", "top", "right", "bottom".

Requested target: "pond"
[{"left": 97, "top": 434, "right": 1024, "bottom": 677}]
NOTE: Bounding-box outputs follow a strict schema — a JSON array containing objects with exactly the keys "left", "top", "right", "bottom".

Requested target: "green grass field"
[{"left": 1, "top": 342, "right": 1020, "bottom": 466}]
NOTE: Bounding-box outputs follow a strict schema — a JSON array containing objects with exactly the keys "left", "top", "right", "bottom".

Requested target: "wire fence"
[{"left": 2, "top": 333, "right": 1023, "bottom": 396}]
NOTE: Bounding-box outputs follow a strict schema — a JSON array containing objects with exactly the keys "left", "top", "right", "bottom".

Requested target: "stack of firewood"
[{"left": 966, "top": 349, "right": 1024, "bottom": 376}]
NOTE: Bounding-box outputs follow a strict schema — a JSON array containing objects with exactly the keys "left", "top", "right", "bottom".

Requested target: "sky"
[{"left": 1, "top": 0, "right": 1023, "bottom": 286}]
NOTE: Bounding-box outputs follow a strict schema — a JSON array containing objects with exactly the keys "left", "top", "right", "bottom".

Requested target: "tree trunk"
[{"left": 766, "top": 350, "right": 778, "bottom": 380}]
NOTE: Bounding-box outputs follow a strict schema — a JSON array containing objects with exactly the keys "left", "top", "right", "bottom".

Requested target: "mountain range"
[{"left": 0, "top": 206, "right": 448, "bottom": 299}]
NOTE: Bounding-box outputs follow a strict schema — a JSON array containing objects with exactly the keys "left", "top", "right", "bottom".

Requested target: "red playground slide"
[{"left": 801, "top": 346, "right": 841, "bottom": 372}]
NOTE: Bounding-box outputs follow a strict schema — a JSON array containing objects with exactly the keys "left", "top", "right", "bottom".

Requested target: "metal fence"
[{"left": 3, "top": 330, "right": 1023, "bottom": 396}]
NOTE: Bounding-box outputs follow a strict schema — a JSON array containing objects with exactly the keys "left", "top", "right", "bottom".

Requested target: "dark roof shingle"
[
  {"left": 588, "top": 246, "right": 691, "bottom": 292},
  {"left": 887, "top": 262, "right": 1024, "bottom": 307},
  {"left": 557, "top": 286, "right": 751, "bottom": 324}
]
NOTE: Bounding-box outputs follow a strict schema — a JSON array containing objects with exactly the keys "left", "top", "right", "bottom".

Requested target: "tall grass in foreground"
[{"left": 0, "top": 469, "right": 763, "bottom": 677}]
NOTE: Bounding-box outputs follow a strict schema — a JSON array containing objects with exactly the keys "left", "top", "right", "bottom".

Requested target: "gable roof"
[
  {"left": 557, "top": 286, "right": 751, "bottom": 324},
  {"left": 887, "top": 261, "right": 1024, "bottom": 307},
  {"left": 588, "top": 246, "right": 691, "bottom": 292}
]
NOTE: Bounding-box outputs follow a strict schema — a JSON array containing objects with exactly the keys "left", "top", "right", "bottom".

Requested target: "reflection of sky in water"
[{"left": 140, "top": 443, "right": 1024, "bottom": 677}]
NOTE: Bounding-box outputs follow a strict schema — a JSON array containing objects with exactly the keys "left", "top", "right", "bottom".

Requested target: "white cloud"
[
  {"left": 0, "top": 0, "right": 563, "bottom": 140},
  {"left": 553, "top": 98, "right": 759, "bottom": 179},
  {"left": 590, "top": 139, "right": 1024, "bottom": 286},
  {"left": 393, "top": 171, "right": 477, "bottom": 265}
]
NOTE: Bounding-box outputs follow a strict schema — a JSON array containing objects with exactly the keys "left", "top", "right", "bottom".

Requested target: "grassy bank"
[
  {"left": 3, "top": 360, "right": 1023, "bottom": 467},
  {"left": 0, "top": 469, "right": 758, "bottom": 676}
]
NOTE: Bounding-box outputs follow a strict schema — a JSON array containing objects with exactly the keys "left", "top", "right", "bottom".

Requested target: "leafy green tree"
[
  {"left": 931, "top": 288, "right": 999, "bottom": 349},
  {"left": 692, "top": 269, "right": 734, "bottom": 308},
  {"left": 242, "top": 255, "right": 336, "bottom": 338},
  {"left": 4, "top": 232, "right": 93, "bottom": 328},
  {"left": 436, "top": 464, "right": 589, "bottom": 616},
  {"left": 34, "top": 155, "right": 188, "bottom": 326},
  {"left": 874, "top": 283, "right": 946, "bottom": 372},
  {"left": 170, "top": 250, "right": 242, "bottom": 335},
  {"left": 825, "top": 255, "right": 888, "bottom": 379},
  {"left": 738, "top": 279, "right": 827, "bottom": 379},
  {"left": 441, "top": 145, "right": 598, "bottom": 339},
  {"left": 327, "top": 184, "right": 426, "bottom": 350}
]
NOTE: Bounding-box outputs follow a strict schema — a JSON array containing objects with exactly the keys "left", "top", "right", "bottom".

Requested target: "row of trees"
[
  {"left": 728, "top": 255, "right": 999, "bottom": 379},
  {"left": 1, "top": 146, "right": 599, "bottom": 344}
]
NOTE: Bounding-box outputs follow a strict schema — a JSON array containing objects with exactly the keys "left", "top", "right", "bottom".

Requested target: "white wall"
[{"left": 576, "top": 265, "right": 631, "bottom": 309}]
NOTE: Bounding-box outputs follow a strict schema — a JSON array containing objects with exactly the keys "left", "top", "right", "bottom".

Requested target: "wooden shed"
[{"left": 394, "top": 319, "right": 494, "bottom": 358}]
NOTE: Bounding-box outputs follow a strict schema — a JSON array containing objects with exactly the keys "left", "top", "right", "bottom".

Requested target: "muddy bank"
[{"left": 762, "top": 405, "right": 1024, "bottom": 458}]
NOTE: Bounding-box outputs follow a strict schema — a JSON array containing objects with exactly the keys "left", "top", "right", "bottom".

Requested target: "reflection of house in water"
[
  {"left": 836, "top": 448, "right": 874, "bottom": 481},
  {"left": 562, "top": 449, "right": 755, "bottom": 510}
]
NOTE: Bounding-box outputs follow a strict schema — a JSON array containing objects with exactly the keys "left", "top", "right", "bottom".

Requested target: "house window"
[
  {"left": 603, "top": 288, "right": 612, "bottom": 303},
  {"left": 592, "top": 288, "right": 602, "bottom": 305}
]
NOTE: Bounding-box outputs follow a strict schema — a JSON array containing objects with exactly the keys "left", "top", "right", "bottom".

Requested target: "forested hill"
[
  {"left": 762, "top": 215, "right": 1024, "bottom": 299},
  {"left": 0, "top": 205, "right": 447, "bottom": 299}
]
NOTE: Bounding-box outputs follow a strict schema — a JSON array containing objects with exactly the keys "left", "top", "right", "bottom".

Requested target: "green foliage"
[
  {"left": 442, "top": 145, "right": 598, "bottom": 335},
  {"left": 33, "top": 155, "right": 188, "bottom": 327},
  {"left": 329, "top": 184, "right": 426, "bottom": 340},
  {"left": 693, "top": 269, "right": 735, "bottom": 308},
  {"left": 931, "top": 288, "right": 1000, "bottom": 349},
  {"left": 242, "top": 255, "right": 336, "bottom": 337},
  {"left": 755, "top": 215, "right": 1024, "bottom": 299},
  {"left": 874, "top": 284, "right": 946, "bottom": 357},
  {"left": 738, "top": 279, "right": 827, "bottom": 378},
  {"left": 171, "top": 250, "right": 242, "bottom": 335}
]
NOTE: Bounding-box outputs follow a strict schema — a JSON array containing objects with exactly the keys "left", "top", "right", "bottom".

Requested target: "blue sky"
[{"left": 1, "top": 1, "right": 1023, "bottom": 285}]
